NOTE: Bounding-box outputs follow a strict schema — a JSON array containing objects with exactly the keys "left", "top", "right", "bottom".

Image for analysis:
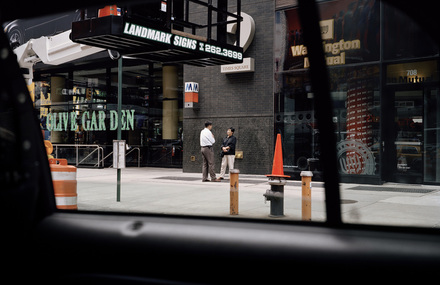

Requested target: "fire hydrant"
[
  {"left": 264, "top": 133, "right": 290, "bottom": 218},
  {"left": 264, "top": 177, "right": 286, "bottom": 217}
]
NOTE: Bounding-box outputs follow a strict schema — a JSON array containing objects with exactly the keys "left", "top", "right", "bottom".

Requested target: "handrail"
[
  {"left": 98, "top": 146, "right": 141, "bottom": 168},
  {"left": 99, "top": 152, "right": 114, "bottom": 168},
  {"left": 53, "top": 144, "right": 104, "bottom": 168},
  {"left": 126, "top": 147, "right": 140, "bottom": 168},
  {"left": 78, "top": 147, "right": 104, "bottom": 167}
]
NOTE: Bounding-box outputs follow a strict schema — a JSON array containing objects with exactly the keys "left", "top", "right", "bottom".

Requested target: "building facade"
[
  {"left": 274, "top": 0, "right": 439, "bottom": 184},
  {"left": 5, "top": 0, "right": 439, "bottom": 185},
  {"left": 183, "top": 0, "right": 275, "bottom": 175}
]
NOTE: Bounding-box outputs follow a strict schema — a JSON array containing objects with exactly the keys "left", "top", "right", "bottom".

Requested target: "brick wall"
[{"left": 183, "top": 0, "right": 275, "bottom": 175}]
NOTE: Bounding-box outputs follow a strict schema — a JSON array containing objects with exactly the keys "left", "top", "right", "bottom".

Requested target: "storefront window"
[
  {"left": 34, "top": 61, "right": 184, "bottom": 167},
  {"left": 275, "top": 0, "right": 381, "bottom": 181},
  {"left": 424, "top": 86, "right": 440, "bottom": 183},
  {"left": 330, "top": 64, "right": 380, "bottom": 178},
  {"left": 385, "top": 60, "right": 439, "bottom": 183},
  {"left": 275, "top": 0, "right": 439, "bottom": 184},
  {"left": 383, "top": 3, "right": 438, "bottom": 60}
]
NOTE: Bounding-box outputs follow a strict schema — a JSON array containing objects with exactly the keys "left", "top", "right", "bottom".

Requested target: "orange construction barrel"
[{"left": 49, "top": 158, "right": 78, "bottom": 210}]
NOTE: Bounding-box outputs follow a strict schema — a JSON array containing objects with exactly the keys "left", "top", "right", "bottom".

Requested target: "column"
[
  {"left": 50, "top": 76, "right": 66, "bottom": 143},
  {"left": 162, "top": 64, "right": 178, "bottom": 140}
]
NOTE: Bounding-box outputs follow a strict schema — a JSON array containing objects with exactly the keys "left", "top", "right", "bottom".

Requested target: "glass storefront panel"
[
  {"left": 425, "top": 86, "right": 440, "bottom": 183},
  {"left": 330, "top": 64, "right": 380, "bottom": 178},
  {"left": 384, "top": 60, "right": 439, "bottom": 183},
  {"left": 383, "top": 3, "right": 438, "bottom": 60},
  {"left": 34, "top": 61, "right": 184, "bottom": 167},
  {"left": 274, "top": 70, "right": 317, "bottom": 176},
  {"left": 385, "top": 60, "right": 440, "bottom": 183},
  {"left": 275, "top": 0, "right": 381, "bottom": 181},
  {"left": 275, "top": 0, "right": 439, "bottom": 184}
]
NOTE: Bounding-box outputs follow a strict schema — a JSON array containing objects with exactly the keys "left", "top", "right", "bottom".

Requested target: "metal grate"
[{"left": 350, "top": 186, "right": 437, "bottom": 194}]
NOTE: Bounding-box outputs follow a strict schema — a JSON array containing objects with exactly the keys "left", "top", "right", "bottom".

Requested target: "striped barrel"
[{"left": 49, "top": 158, "right": 78, "bottom": 210}]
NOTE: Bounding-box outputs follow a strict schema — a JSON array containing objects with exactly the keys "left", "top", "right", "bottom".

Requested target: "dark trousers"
[{"left": 201, "top": 146, "right": 216, "bottom": 180}]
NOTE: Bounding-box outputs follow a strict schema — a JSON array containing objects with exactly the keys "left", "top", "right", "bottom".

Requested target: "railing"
[
  {"left": 52, "top": 144, "right": 181, "bottom": 168},
  {"left": 53, "top": 144, "right": 104, "bottom": 168},
  {"left": 99, "top": 147, "right": 141, "bottom": 168}
]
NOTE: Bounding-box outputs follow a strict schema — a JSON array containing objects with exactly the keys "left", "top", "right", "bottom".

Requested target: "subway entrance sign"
[{"left": 71, "top": 15, "right": 243, "bottom": 66}]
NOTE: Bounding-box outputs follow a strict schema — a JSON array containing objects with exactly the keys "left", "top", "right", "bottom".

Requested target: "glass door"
[
  {"left": 424, "top": 86, "right": 440, "bottom": 183},
  {"left": 382, "top": 87, "right": 424, "bottom": 183}
]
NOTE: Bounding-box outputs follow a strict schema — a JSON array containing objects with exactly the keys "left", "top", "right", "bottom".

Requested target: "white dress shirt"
[{"left": 200, "top": 128, "right": 215, "bottom": 146}]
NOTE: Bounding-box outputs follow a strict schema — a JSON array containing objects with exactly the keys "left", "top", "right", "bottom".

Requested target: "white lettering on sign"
[
  {"left": 123, "top": 22, "right": 243, "bottom": 61},
  {"left": 221, "top": 57, "right": 255, "bottom": 74},
  {"left": 123, "top": 23, "right": 172, "bottom": 44},
  {"left": 173, "top": 35, "right": 197, "bottom": 50},
  {"left": 406, "top": 69, "right": 417, "bottom": 76}
]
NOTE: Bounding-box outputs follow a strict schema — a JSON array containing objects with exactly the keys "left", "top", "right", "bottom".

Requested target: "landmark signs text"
[{"left": 123, "top": 22, "right": 243, "bottom": 62}]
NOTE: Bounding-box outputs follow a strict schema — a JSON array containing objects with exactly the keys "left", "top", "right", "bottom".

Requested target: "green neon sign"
[{"left": 46, "top": 110, "right": 135, "bottom": 132}]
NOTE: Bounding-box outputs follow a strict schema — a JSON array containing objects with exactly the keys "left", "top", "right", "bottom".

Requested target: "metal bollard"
[
  {"left": 264, "top": 177, "right": 286, "bottom": 217},
  {"left": 300, "top": 171, "right": 313, "bottom": 221},
  {"left": 230, "top": 169, "right": 240, "bottom": 215}
]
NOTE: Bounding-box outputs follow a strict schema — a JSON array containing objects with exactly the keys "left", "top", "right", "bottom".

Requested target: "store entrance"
[{"left": 382, "top": 86, "right": 424, "bottom": 183}]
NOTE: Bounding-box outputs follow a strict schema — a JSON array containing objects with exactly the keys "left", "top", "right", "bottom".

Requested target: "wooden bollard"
[
  {"left": 230, "top": 169, "right": 240, "bottom": 215},
  {"left": 300, "top": 171, "right": 313, "bottom": 221}
]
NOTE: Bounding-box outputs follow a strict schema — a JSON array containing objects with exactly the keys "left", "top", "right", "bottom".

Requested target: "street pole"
[{"left": 116, "top": 57, "right": 122, "bottom": 202}]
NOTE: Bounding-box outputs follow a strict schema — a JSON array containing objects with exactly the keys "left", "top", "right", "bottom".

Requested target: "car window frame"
[
  {"left": 2, "top": 2, "right": 440, "bottom": 283},
  {"left": 1, "top": 0, "right": 439, "bottom": 232}
]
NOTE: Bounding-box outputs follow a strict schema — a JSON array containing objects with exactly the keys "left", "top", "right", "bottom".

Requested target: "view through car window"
[{"left": 2, "top": 0, "right": 439, "bottom": 227}]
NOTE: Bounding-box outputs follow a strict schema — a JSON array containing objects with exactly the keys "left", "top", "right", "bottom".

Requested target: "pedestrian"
[
  {"left": 219, "top": 127, "right": 236, "bottom": 180},
  {"left": 200, "top": 121, "right": 221, "bottom": 182}
]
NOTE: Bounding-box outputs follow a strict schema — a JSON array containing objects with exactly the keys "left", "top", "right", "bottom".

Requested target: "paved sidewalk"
[{"left": 75, "top": 167, "right": 440, "bottom": 228}]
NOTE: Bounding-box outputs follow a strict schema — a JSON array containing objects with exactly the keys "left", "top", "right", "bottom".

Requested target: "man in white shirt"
[{"left": 200, "top": 121, "right": 221, "bottom": 182}]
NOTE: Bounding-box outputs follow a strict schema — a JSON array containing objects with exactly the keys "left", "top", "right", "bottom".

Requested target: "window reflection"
[
  {"left": 33, "top": 62, "right": 183, "bottom": 167},
  {"left": 275, "top": 0, "right": 438, "bottom": 185}
]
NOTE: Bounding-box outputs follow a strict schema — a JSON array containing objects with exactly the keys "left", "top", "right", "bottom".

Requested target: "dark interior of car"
[{"left": 1, "top": 0, "right": 439, "bottom": 284}]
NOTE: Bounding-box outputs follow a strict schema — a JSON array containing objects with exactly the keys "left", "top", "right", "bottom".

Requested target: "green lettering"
[
  {"left": 47, "top": 113, "right": 53, "bottom": 131},
  {"left": 110, "top": 110, "right": 118, "bottom": 130},
  {"left": 98, "top": 111, "right": 106, "bottom": 131},
  {"left": 54, "top": 113, "right": 62, "bottom": 131},
  {"left": 62, "top": 112, "right": 69, "bottom": 131},
  {"left": 82, "top": 111, "right": 90, "bottom": 131},
  {"left": 121, "top": 110, "right": 127, "bottom": 130},
  {"left": 126, "top": 109, "right": 135, "bottom": 131},
  {"left": 70, "top": 112, "right": 78, "bottom": 131},
  {"left": 90, "top": 111, "right": 98, "bottom": 131}
]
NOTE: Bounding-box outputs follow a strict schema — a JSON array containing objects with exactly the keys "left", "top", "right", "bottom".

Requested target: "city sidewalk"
[{"left": 75, "top": 167, "right": 440, "bottom": 228}]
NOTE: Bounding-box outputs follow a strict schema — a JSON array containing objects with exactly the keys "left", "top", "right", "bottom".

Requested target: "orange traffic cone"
[{"left": 266, "top": 133, "right": 290, "bottom": 178}]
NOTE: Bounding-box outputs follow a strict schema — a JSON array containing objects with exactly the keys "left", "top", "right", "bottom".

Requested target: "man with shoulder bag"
[{"left": 219, "top": 127, "right": 236, "bottom": 180}]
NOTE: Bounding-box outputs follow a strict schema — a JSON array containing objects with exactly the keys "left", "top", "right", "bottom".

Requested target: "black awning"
[{"left": 71, "top": 16, "right": 243, "bottom": 66}]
